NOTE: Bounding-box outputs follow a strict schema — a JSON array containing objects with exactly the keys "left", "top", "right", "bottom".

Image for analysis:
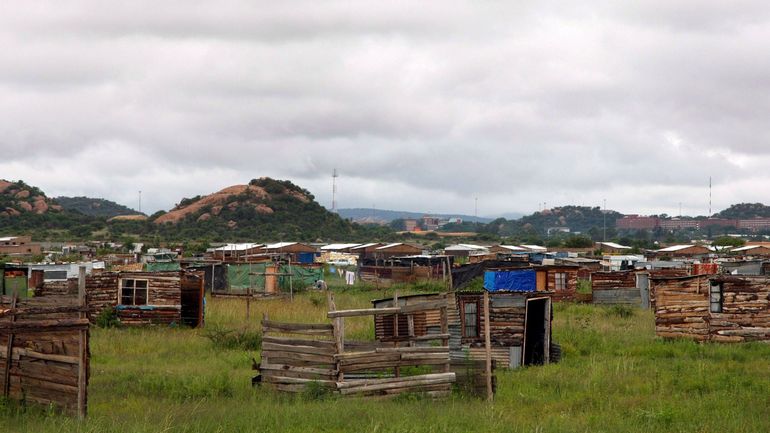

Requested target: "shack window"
[
  {"left": 461, "top": 301, "right": 479, "bottom": 338},
  {"left": 120, "top": 279, "right": 148, "bottom": 306},
  {"left": 709, "top": 282, "right": 722, "bottom": 313},
  {"left": 554, "top": 273, "right": 567, "bottom": 291}
]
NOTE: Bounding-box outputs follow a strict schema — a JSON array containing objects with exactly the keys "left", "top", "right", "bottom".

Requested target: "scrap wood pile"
[
  {"left": 0, "top": 293, "right": 89, "bottom": 417},
  {"left": 257, "top": 293, "right": 493, "bottom": 399}
]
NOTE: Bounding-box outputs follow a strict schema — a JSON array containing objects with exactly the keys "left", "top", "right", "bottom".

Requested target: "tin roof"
[{"left": 320, "top": 243, "right": 361, "bottom": 250}]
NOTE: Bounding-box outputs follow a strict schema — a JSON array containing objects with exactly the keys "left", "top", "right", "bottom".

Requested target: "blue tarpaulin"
[
  {"left": 483, "top": 269, "right": 536, "bottom": 292},
  {"left": 297, "top": 252, "right": 316, "bottom": 264}
]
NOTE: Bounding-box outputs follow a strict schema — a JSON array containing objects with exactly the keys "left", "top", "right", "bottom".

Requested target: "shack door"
[
  {"left": 637, "top": 272, "right": 650, "bottom": 309},
  {"left": 536, "top": 271, "right": 547, "bottom": 291},
  {"left": 180, "top": 274, "right": 205, "bottom": 328},
  {"left": 3, "top": 272, "right": 28, "bottom": 298},
  {"left": 522, "top": 297, "right": 551, "bottom": 366}
]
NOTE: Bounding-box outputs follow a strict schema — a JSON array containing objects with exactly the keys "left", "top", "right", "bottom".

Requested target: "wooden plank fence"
[
  {"left": 258, "top": 293, "right": 495, "bottom": 399},
  {"left": 0, "top": 266, "right": 90, "bottom": 417}
]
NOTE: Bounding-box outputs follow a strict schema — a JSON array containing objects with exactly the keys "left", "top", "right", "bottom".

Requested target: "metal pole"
[{"left": 603, "top": 198, "right": 607, "bottom": 242}]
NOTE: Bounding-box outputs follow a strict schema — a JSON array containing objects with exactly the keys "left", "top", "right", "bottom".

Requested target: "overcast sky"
[{"left": 2, "top": 1, "right": 770, "bottom": 218}]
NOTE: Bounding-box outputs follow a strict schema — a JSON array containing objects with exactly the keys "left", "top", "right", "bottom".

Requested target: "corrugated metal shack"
[{"left": 654, "top": 275, "right": 770, "bottom": 342}]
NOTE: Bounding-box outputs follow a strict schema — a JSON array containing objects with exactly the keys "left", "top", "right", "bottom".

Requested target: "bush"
[
  {"left": 95, "top": 307, "right": 121, "bottom": 329},
  {"left": 204, "top": 325, "right": 262, "bottom": 351},
  {"left": 301, "top": 381, "right": 335, "bottom": 401},
  {"left": 604, "top": 305, "right": 635, "bottom": 318}
]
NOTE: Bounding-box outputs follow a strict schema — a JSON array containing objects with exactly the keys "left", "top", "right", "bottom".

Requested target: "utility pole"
[
  {"left": 602, "top": 198, "right": 607, "bottom": 242},
  {"left": 138, "top": 190, "right": 142, "bottom": 213},
  {"left": 708, "top": 176, "right": 712, "bottom": 217},
  {"left": 332, "top": 169, "right": 338, "bottom": 212}
]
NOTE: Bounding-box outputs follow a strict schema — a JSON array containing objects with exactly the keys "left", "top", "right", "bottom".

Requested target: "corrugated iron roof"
[
  {"left": 598, "top": 242, "right": 631, "bottom": 249},
  {"left": 320, "top": 243, "right": 361, "bottom": 250},
  {"left": 211, "top": 243, "right": 262, "bottom": 252},
  {"left": 264, "top": 242, "right": 298, "bottom": 249}
]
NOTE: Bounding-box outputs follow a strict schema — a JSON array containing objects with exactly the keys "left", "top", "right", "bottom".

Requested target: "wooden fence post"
[
  {"left": 446, "top": 257, "right": 453, "bottom": 289},
  {"left": 392, "top": 291, "right": 399, "bottom": 378},
  {"left": 440, "top": 302, "right": 449, "bottom": 373},
  {"left": 483, "top": 290, "right": 493, "bottom": 401},
  {"left": 77, "top": 265, "right": 88, "bottom": 418},
  {"left": 328, "top": 292, "right": 344, "bottom": 382},
  {"left": 2, "top": 291, "right": 18, "bottom": 399}
]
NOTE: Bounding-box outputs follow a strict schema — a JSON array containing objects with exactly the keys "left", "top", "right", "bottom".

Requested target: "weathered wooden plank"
[
  {"left": 261, "top": 342, "right": 336, "bottom": 356},
  {"left": 262, "top": 336, "right": 335, "bottom": 348},
  {"left": 328, "top": 308, "right": 400, "bottom": 318},
  {"left": 259, "top": 362, "right": 337, "bottom": 377}
]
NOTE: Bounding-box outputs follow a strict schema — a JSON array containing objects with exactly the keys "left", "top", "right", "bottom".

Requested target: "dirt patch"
[{"left": 108, "top": 214, "right": 149, "bottom": 222}]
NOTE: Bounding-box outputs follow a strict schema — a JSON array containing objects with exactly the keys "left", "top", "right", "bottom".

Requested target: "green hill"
[
  {"left": 55, "top": 196, "right": 143, "bottom": 218},
  {"left": 715, "top": 203, "right": 770, "bottom": 219},
  {"left": 480, "top": 205, "right": 623, "bottom": 237}
]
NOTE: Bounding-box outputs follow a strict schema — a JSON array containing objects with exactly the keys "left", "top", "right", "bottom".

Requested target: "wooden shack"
[
  {"left": 373, "top": 243, "right": 423, "bottom": 259},
  {"left": 591, "top": 270, "right": 646, "bottom": 306},
  {"left": 535, "top": 265, "right": 579, "bottom": 301},
  {"left": 654, "top": 275, "right": 770, "bottom": 342},
  {"left": 373, "top": 290, "right": 556, "bottom": 369},
  {"left": 257, "top": 294, "right": 474, "bottom": 399},
  {"left": 37, "top": 270, "right": 205, "bottom": 327},
  {"left": 261, "top": 242, "right": 318, "bottom": 264},
  {"left": 90, "top": 271, "right": 204, "bottom": 327}
]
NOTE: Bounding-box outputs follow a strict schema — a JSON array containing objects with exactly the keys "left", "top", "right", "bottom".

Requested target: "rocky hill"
[
  {"left": 55, "top": 196, "right": 143, "bottom": 218},
  {"left": 0, "top": 179, "right": 62, "bottom": 217},
  {"left": 149, "top": 177, "right": 369, "bottom": 241}
]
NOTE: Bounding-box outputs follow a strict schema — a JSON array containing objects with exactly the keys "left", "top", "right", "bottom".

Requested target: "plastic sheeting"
[
  {"left": 144, "top": 262, "right": 182, "bottom": 272},
  {"left": 226, "top": 263, "right": 323, "bottom": 292},
  {"left": 483, "top": 269, "right": 536, "bottom": 292},
  {"left": 451, "top": 260, "right": 530, "bottom": 289}
]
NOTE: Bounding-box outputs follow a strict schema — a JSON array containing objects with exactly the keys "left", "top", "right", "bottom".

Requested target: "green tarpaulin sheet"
[
  {"left": 225, "top": 263, "right": 322, "bottom": 293},
  {"left": 144, "top": 262, "right": 182, "bottom": 272}
]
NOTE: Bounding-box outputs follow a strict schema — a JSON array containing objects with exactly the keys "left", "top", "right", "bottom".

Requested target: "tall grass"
[{"left": 2, "top": 291, "right": 770, "bottom": 432}]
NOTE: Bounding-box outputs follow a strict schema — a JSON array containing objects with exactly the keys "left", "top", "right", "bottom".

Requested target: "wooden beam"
[
  {"left": 2, "top": 291, "right": 18, "bottom": 398},
  {"left": 77, "top": 265, "right": 88, "bottom": 419},
  {"left": 327, "top": 307, "right": 400, "bottom": 318}
]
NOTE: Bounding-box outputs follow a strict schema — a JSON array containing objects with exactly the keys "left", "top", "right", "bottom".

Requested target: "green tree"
[{"left": 712, "top": 236, "right": 746, "bottom": 247}]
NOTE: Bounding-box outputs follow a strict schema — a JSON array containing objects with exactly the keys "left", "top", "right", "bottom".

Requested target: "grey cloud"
[{"left": 2, "top": 1, "right": 770, "bottom": 217}]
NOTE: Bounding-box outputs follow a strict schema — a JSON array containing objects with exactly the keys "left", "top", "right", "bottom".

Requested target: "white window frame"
[
  {"left": 554, "top": 272, "right": 567, "bottom": 291},
  {"left": 120, "top": 278, "right": 149, "bottom": 306},
  {"left": 709, "top": 282, "right": 723, "bottom": 313}
]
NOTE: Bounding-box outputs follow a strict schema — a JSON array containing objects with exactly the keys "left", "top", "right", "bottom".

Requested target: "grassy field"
[{"left": 2, "top": 288, "right": 770, "bottom": 433}]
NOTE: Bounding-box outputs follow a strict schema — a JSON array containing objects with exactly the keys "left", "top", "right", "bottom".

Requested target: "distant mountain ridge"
[
  {"left": 337, "top": 208, "right": 493, "bottom": 223},
  {"left": 55, "top": 196, "right": 143, "bottom": 218}
]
